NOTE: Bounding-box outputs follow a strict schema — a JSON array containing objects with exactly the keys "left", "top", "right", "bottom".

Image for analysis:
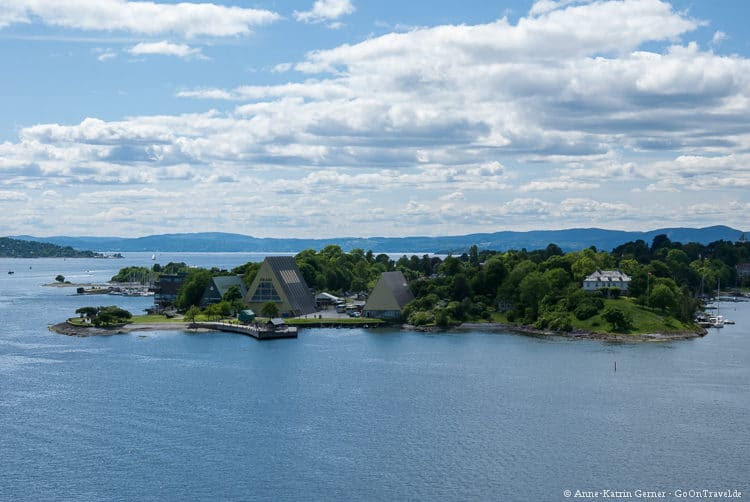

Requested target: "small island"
[{"left": 51, "top": 233, "right": 749, "bottom": 341}]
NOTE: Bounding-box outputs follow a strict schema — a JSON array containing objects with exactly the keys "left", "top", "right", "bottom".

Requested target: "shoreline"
[
  {"left": 50, "top": 319, "right": 707, "bottom": 341},
  {"left": 452, "top": 322, "right": 707, "bottom": 342},
  {"left": 50, "top": 321, "right": 195, "bottom": 337}
]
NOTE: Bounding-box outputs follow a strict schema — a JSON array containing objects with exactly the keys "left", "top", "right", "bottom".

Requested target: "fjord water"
[{"left": 1, "top": 254, "right": 748, "bottom": 501}]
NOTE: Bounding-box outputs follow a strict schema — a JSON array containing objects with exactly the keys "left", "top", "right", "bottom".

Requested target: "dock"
[{"left": 190, "top": 322, "right": 298, "bottom": 340}]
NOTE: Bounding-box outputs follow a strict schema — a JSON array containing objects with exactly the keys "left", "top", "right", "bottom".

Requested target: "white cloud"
[
  {"left": 294, "top": 0, "right": 355, "bottom": 24},
  {"left": 529, "top": 0, "right": 588, "bottom": 17},
  {"left": 711, "top": 30, "right": 728, "bottom": 46},
  {"left": 0, "top": 190, "right": 29, "bottom": 202},
  {"left": 4, "top": 0, "right": 750, "bottom": 237},
  {"left": 96, "top": 49, "right": 117, "bottom": 62},
  {"left": 272, "top": 62, "right": 293, "bottom": 73},
  {"left": 128, "top": 41, "right": 206, "bottom": 60},
  {"left": 519, "top": 180, "right": 600, "bottom": 192},
  {"left": 176, "top": 89, "right": 235, "bottom": 100},
  {"left": 1, "top": 0, "right": 280, "bottom": 38},
  {"left": 0, "top": 5, "right": 29, "bottom": 29}
]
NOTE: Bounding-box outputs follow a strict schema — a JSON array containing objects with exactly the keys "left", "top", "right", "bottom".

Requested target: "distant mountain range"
[{"left": 9, "top": 225, "right": 746, "bottom": 254}]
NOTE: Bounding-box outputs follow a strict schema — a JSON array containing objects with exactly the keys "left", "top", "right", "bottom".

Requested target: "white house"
[{"left": 582, "top": 270, "right": 631, "bottom": 292}]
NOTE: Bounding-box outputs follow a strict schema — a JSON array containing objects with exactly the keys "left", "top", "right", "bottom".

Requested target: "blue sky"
[{"left": 1, "top": 0, "right": 749, "bottom": 238}]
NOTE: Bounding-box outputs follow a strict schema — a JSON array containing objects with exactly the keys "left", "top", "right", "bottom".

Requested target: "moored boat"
[{"left": 709, "top": 315, "right": 724, "bottom": 328}]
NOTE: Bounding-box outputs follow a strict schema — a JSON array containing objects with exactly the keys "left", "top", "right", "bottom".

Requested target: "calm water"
[{"left": 1, "top": 254, "right": 748, "bottom": 501}]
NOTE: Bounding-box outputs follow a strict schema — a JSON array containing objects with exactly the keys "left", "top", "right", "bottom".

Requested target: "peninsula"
[{"left": 53, "top": 233, "right": 749, "bottom": 340}]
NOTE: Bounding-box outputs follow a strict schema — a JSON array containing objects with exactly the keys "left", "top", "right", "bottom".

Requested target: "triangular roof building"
[
  {"left": 363, "top": 271, "right": 414, "bottom": 320},
  {"left": 200, "top": 275, "right": 247, "bottom": 307},
  {"left": 243, "top": 256, "right": 316, "bottom": 317}
]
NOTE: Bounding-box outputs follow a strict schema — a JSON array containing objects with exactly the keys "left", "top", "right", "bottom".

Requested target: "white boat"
[
  {"left": 711, "top": 279, "right": 724, "bottom": 327},
  {"left": 151, "top": 254, "right": 156, "bottom": 260},
  {"left": 709, "top": 315, "right": 724, "bottom": 328},
  {"left": 724, "top": 319, "right": 735, "bottom": 325}
]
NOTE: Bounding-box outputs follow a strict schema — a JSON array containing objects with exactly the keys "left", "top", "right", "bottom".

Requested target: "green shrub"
[
  {"left": 535, "top": 312, "right": 573, "bottom": 331},
  {"left": 407, "top": 311, "right": 434, "bottom": 326},
  {"left": 574, "top": 302, "right": 599, "bottom": 320}
]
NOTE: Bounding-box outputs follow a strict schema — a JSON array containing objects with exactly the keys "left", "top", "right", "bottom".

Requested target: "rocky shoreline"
[
  {"left": 449, "top": 322, "right": 706, "bottom": 341},
  {"left": 51, "top": 319, "right": 707, "bottom": 341},
  {"left": 49, "top": 321, "right": 193, "bottom": 337}
]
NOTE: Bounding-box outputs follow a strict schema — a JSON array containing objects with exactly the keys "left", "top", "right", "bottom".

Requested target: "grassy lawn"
[
  {"left": 128, "top": 314, "right": 185, "bottom": 324},
  {"left": 492, "top": 297, "right": 696, "bottom": 335},
  {"left": 574, "top": 298, "right": 693, "bottom": 334},
  {"left": 284, "top": 317, "right": 385, "bottom": 326},
  {"left": 70, "top": 313, "right": 387, "bottom": 326}
]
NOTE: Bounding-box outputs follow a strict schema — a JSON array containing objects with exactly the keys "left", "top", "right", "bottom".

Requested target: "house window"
[{"left": 250, "top": 280, "right": 281, "bottom": 302}]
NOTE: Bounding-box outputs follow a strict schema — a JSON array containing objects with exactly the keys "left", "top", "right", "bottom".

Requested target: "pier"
[{"left": 191, "top": 322, "right": 298, "bottom": 340}]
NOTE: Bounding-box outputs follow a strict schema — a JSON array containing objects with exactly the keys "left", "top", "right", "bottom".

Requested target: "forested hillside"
[{"left": 0, "top": 237, "right": 102, "bottom": 258}]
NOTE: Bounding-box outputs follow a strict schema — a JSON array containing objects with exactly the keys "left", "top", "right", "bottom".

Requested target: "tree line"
[{"left": 110, "top": 237, "right": 750, "bottom": 328}]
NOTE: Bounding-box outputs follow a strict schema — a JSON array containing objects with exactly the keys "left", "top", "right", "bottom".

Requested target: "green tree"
[
  {"left": 204, "top": 303, "right": 222, "bottom": 321},
  {"left": 222, "top": 285, "right": 243, "bottom": 303},
  {"left": 570, "top": 255, "right": 597, "bottom": 282},
  {"left": 649, "top": 283, "right": 678, "bottom": 313},
  {"left": 55, "top": 274, "right": 65, "bottom": 283},
  {"left": 184, "top": 305, "right": 200, "bottom": 323},
  {"left": 602, "top": 307, "right": 632, "bottom": 332},
  {"left": 517, "top": 271, "right": 550, "bottom": 321},
  {"left": 91, "top": 306, "right": 132, "bottom": 326},
  {"left": 75, "top": 306, "right": 98, "bottom": 318},
  {"left": 110, "top": 266, "right": 151, "bottom": 283},
  {"left": 175, "top": 269, "right": 211, "bottom": 310},
  {"left": 261, "top": 302, "right": 279, "bottom": 318},
  {"left": 451, "top": 273, "right": 472, "bottom": 300}
]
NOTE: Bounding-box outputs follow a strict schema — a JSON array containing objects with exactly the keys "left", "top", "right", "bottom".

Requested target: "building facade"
[
  {"left": 363, "top": 271, "right": 414, "bottom": 321},
  {"left": 153, "top": 273, "right": 187, "bottom": 309},
  {"left": 582, "top": 270, "right": 631, "bottom": 292},
  {"left": 243, "top": 256, "right": 316, "bottom": 317},
  {"left": 199, "top": 275, "right": 247, "bottom": 307}
]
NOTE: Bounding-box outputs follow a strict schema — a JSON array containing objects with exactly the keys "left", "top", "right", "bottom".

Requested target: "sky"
[{"left": 1, "top": 0, "right": 749, "bottom": 238}]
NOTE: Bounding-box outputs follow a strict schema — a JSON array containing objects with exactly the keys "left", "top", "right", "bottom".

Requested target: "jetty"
[{"left": 190, "top": 320, "right": 298, "bottom": 340}]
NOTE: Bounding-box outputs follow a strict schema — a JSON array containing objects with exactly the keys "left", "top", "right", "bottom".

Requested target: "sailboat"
[
  {"left": 151, "top": 253, "right": 156, "bottom": 260},
  {"left": 710, "top": 278, "right": 725, "bottom": 328}
]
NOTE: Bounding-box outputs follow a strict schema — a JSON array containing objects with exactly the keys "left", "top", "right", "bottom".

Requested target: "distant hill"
[
  {"left": 0, "top": 236, "right": 103, "bottom": 258},
  {"left": 12, "top": 225, "right": 746, "bottom": 254}
]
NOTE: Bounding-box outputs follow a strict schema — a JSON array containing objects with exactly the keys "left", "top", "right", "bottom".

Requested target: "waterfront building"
[
  {"left": 154, "top": 273, "right": 187, "bottom": 309},
  {"left": 243, "top": 256, "right": 316, "bottom": 317},
  {"left": 199, "top": 275, "right": 247, "bottom": 307},
  {"left": 582, "top": 270, "right": 631, "bottom": 292},
  {"left": 363, "top": 271, "right": 414, "bottom": 321}
]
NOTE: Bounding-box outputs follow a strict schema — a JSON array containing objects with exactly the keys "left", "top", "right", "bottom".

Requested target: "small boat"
[
  {"left": 724, "top": 319, "right": 735, "bottom": 325},
  {"left": 151, "top": 254, "right": 156, "bottom": 260},
  {"left": 709, "top": 315, "right": 724, "bottom": 328},
  {"left": 7, "top": 270, "right": 14, "bottom": 275}
]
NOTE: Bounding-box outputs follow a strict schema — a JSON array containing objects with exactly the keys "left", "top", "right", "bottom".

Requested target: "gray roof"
[
  {"left": 383, "top": 271, "right": 415, "bottom": 308},
  {"left": 316, "top": 292, "right": 341, "bottom": 302},
  {"left": 265, "top": 256, "right": 316, "bottom": 315},
  {"left": 365, "top": 271, "right": 414, "bottom": 311},
  {"left": 211, "top": 275, "right": 247, "bottom": 297},
  {"left": 583, "top": 270, "right": 631, "bottom": 283}
]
